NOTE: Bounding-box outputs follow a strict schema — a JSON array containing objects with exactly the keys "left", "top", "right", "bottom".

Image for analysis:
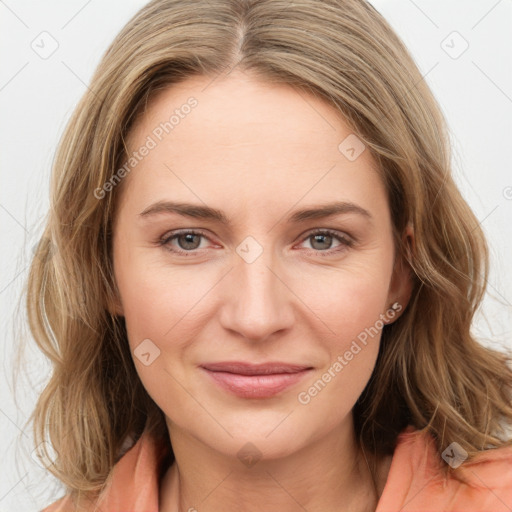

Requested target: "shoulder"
[
  {"left": 40, "top": 428, "right": 169, "bottom": 512},
  {"left": 41, "top": 495, "right": 76, "bottom": 512},
  {"left": 377, "top": 425, "right": 512, "bottom": 512}
]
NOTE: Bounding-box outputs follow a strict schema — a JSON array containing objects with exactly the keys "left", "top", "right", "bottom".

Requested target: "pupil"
[
  {"left": 312, "top": 234, "right": 331, "bottom": 250},
  {"left": 180, "top": 234, "right": 199, "bottom": 250}
]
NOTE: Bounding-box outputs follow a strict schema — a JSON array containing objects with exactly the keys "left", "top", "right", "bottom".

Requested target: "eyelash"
[{"left": 158, "top": 228, "right": 354, "bottom": 257}]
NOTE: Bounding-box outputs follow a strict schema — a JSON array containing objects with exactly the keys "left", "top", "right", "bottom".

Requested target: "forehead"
[
  {"left": 120, "top": 70, "right": 386, "bottom": 221},
  {"left": 131, "top": 71, "right": 358, "bottom": 147}
]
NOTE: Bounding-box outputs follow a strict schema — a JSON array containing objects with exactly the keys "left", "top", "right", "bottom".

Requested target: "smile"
[{"left": 200, "top": 362, "right": 313, "bottom": 399}]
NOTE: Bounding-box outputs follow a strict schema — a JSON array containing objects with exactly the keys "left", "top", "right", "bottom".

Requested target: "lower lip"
[{"left": 202, "top": 368, "right": 312, "bottom": 399}]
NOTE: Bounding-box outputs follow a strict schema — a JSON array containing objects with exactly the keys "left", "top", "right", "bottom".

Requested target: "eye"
[
  {"left": 159, "top": 229, "right": 213, "bottom": 256},
  {"left": 296, "top": 229, "right": 354, "bottom": 256},
  {"left": 158, "top": 228, "right": 354, "bottom": 257}
]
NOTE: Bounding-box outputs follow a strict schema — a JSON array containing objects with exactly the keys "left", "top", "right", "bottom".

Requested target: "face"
[{"left": 111, "top": 70, "right": 410, "bottom": 460}]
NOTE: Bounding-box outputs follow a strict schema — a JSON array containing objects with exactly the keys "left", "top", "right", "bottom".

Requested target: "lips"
[
  {"left": 201, "top": 361, "right": 311, "bottom": 375},
  {"left": 200, "top": 361, "right": 313, "bottom": 399}
]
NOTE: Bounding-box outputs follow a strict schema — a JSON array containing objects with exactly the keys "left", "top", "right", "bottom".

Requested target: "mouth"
[{"left": 200, "top": 361, "right": 313, "bottom": 399}]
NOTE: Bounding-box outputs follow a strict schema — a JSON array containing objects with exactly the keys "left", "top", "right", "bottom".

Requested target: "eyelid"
[
  {"left": 159, "top": 228, "right": 215, "bottom": 256},
  {"left": 297, "top": 227, "right": 354, "bottom": 244},
  {"left": 294, "top": 228, "right": 355, "bottom": 256}
]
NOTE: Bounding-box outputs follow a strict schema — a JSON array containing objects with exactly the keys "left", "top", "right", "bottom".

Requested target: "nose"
[{"left": 218, "top": 243, "right": 296, "bottom": 343}]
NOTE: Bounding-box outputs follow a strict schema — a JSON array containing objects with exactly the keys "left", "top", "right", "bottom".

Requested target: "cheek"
[
  {"left": 330, "top": 275, "right": 390, "bottom": 351},
  {"left": 294, "top": 291, "right": 386, "bottom": 432},
  {"left": 114, "top": 259, "right": 211, "bottom": 418},
  {"left": 291, "top": 259, "right": 392, "bottom": 413},
  {"left": 114, "top": 244, "right": 212, "bottom": 348},
  {"left": 294, "top": 255, "right": 392, "bottom": 347}
]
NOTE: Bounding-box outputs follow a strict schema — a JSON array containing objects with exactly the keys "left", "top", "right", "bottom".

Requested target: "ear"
[
  {"left": 384, "top": 222, "right": 414, "bottom": 324},
  {"left": 106, "top": 282, "right": 124, "bottom": 317}
]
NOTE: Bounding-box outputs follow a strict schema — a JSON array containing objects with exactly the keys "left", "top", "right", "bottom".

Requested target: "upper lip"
[{"left": 201, "top": 361, "right": 312, "bottom": 375}]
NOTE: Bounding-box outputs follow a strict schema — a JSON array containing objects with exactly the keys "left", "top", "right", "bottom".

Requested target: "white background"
[{"left": 1, "top": 0, "right": 511, "bottom": 509}]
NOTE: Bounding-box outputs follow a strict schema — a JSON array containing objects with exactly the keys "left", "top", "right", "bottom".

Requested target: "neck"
[{"left": 159, "top": 417, "right": 390, "bottom": 512}]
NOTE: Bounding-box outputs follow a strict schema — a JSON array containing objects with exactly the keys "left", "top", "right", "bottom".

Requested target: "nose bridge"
[{"left": 220, "top": 236, "right": 294, "bottom": 341}]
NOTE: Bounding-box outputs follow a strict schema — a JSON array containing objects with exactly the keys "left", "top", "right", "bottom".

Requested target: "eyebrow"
[{"left": 138, "top": 200, "right": 372, "bottom": 224}]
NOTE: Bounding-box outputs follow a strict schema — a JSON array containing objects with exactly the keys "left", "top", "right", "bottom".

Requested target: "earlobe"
[
  {"left": 386, "top": 260, "right": 412, "bottom": 324},
  {"left": 110, "top": 299, "right": 124, "bottom": 317},
  {"left": 106, "top": 285, "right": 124, "bottom": 317},
  {"left": 385, "top": 223, "right": 415, "bottom": 324}
]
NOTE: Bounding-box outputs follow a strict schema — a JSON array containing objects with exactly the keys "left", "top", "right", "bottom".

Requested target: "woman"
[{"left": 26, "top": 0, "right": 512, "bottom": 510}]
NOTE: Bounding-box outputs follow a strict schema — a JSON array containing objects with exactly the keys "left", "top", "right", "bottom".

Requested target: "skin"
[{"left": 111, "top": 69, "right": 412, "bottom": 512}]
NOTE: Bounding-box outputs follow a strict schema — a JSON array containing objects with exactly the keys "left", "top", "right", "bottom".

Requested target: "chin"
[{"left": 182, "top": 406, "right": 323, "bottom": 462}]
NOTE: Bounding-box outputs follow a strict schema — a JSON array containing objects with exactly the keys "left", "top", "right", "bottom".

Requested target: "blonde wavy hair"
[{"left": 22, "top": 0, "right": 512, "bottom": 504}]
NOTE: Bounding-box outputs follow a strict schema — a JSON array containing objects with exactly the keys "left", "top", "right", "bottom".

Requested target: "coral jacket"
[{"left": 42, "top": 425, "right": 512, "bottom": 511}]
